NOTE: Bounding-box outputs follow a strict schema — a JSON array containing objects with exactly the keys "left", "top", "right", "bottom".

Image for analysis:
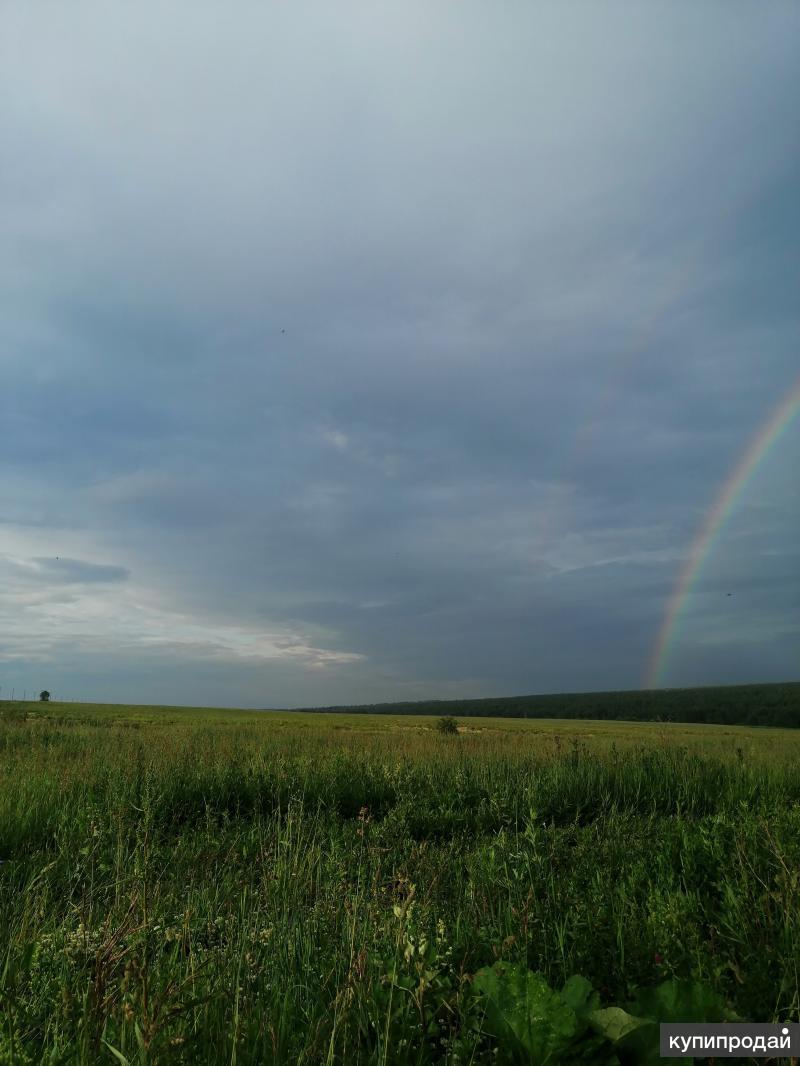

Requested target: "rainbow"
[{"left": 645, "top": 373, "right": 800, "bottom": 688}]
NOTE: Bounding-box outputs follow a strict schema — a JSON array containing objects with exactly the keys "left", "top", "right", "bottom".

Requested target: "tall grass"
[{"left": 1, "top": 708, "right": 798, "bottom": 1063}]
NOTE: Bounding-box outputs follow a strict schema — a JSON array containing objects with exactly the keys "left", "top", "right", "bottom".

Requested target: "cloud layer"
[{"left": 1, "top": 2, "right": 798, "bottom": 706}]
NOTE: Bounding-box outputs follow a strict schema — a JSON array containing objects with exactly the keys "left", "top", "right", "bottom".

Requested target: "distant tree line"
[{"left": 295, "top": 682, "right": 800, "bottom": 728}]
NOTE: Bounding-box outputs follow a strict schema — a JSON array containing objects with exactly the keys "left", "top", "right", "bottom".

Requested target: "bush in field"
[
  {"left": 38, "top": 690, "right": 50, "bottom": 702},
  {"left": 436, "top": 715, "right": 459, "bottom": 735}
]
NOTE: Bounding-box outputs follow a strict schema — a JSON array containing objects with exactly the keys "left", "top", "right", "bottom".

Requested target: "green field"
[{"left": 2, "top": 701, "right": 799, "bottom": 1063}]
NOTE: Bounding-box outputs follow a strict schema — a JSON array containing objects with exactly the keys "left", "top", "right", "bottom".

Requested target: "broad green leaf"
[
  {"left": 588, "top": 1006, "right": 650, "bottom": 1043},
  {"left": 629, "top": 979, "right": 729, "bottom": 1024},
  {"left": 600, "top": 981, "right": 733, "bottom": 1066},
  {"left": 473, "top": 962, "right": 583, "bottom": 1064},
  {"left": 561, "top": 975, "right": 599, "bottom": 1019}
]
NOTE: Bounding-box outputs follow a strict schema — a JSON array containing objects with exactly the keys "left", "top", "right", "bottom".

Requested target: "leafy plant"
[
  {"left": 472, "top": 963, "right": 611, "bottom": 1063},
  {"left": 472, "top": 964, "right": 737, "bottom": 1066},
  {"left": 593, "top": 980, "right": 735, "bottom": 1066}
]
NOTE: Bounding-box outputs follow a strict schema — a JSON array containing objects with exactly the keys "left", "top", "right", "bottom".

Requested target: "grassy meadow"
[{"left": 1, "top": 700, "right": 799, "bottom": 1063}]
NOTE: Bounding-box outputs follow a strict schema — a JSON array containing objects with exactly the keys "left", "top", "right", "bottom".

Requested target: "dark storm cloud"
[{"left": 1, "top": 1, "right": 798, "bottom": 705}]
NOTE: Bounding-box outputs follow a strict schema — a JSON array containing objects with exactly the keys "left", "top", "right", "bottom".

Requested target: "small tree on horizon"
[{"left": 39, "top": 690, "right": 50, "bottom": 702}]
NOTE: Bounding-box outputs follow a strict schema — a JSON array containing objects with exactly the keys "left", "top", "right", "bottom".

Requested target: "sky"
[{"left": 1, "top": 2, "right": 798, "bottom": 708}]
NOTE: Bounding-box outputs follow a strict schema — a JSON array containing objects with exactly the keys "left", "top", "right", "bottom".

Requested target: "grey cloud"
[
  {"left": 0, "top": 1, "right": 797, "bottom": 705},
  {"left": 0, "top": 555, "right": 129, "bottom": 586},
  {"left": 28, "top": 557, "right": 130, "bottom": 584}
]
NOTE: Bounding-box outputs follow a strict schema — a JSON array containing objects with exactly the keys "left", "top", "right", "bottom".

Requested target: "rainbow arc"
[{"left": 645, "top": 373, "right": 800, "bottom": 688}]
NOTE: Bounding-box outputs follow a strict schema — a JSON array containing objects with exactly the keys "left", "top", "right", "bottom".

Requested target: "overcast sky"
[{"left": 1, "top": 2, "right": 798, "bottom": 707}]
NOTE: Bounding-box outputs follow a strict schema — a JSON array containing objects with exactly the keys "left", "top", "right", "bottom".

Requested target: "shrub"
[{"left": 436, "top": 715, "right": 459, "bottom": 736}]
